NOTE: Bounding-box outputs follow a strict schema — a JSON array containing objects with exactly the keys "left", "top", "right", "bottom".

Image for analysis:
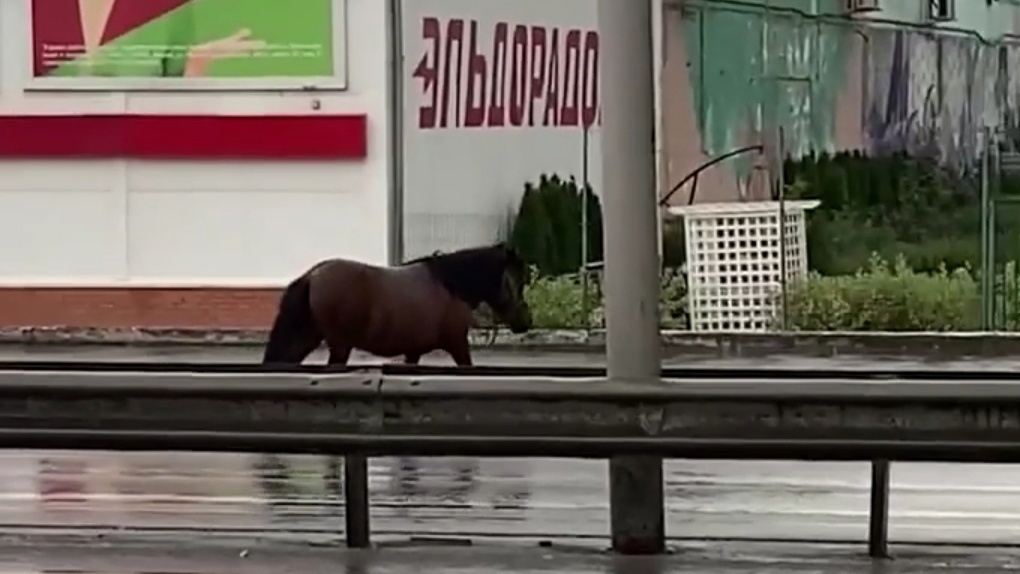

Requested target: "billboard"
[
  {"left": 30, "top": 0, "right": 347, "bottom": 90},
  {"left": 400, "top": 0, "right": 602, "bottom": 260}
]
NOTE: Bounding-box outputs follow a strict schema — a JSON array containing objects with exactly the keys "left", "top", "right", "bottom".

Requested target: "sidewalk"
[
  {"left": 1, "top": 339, "right": 1019, "bottom": 371},
  {"left": 7, "top": 326, "right": 1020, "bottom": 358}
]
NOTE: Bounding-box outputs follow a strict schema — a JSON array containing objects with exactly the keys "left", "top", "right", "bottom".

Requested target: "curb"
[{"left": 3, "top": 327, "right": 1020, "bottom": 358}]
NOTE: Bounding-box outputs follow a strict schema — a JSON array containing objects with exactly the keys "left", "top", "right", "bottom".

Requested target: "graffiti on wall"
[
  {"left": 663, "top": 2, "right": 1020, "bottom": 203},
  {"left": 863, "top": 28, "right": 1005, "bottom": 166}
]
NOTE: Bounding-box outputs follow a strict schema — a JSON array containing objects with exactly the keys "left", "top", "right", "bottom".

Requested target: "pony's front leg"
[
  {"left": 324, "top": 344, "right": 365, "bottom": 546},
  {"left": 324, "top": 342, "right": 348, "bottom": 503},
  {"left": 326, "top": 343, "right": 368, "bottom": 547},
  {"left": 327, "top": 345, "right": 351, "bottom": 366},
  {"left": 396, "top": 347, "right": 422, "bottom": 509},
  {"left": 444, "top": 338, "right": 473, "bottom": 366}
]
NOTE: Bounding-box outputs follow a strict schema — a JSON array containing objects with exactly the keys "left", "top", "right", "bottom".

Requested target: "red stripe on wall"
[{"left": 0, "top": 114, "right": 368, "bottom": 159}]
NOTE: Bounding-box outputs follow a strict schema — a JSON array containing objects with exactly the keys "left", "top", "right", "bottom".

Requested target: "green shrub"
[
  {"left": 779, "top": 254, "right": 979, "bottom": 331},
  {"left": 508, "top": 176, "right": 691, "bottom": 279},
  {"left": 994, "top": 260, "right": 1020, "bottom": 330},
  {"left": 508, "top": 183, "right": 556, "bottom": 274},
  {"left": 781, "top": 151, "right": 1016, "bottom": 276},
  {"left": 523, "top": 266, "right": 688, "bottom": 329},
  {"left": 804, "top": 209, "right": 986, "bottom": 277},
  {"left": 518, "top": 254, "right": 1020, "bottom": 332},
  {"left": 659, "top": 267, "right": 688, "bottom": 328},
  {"left": 524, "top": 270, "right": 601, "bottom": 329},
  {"left": 509, "top": 174, "right": 603, "bottom": 277},
  {"left": 784, "top": 151, "right": 970, "bottom": 220}
]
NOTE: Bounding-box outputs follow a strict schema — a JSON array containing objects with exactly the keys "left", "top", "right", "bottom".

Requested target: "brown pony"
[{"left": 261, "top": 243, "right": 532, "bottom": 366}]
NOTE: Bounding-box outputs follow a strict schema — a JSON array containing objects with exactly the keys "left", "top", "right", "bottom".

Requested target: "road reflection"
[
  {"left": 387, "top": 457, "right": 532, "bottom": 510},
  {"left": 391, "top": 456, "right": 478, "bottom": 501},
  {"left": 252, "top": 455, "right": 532, "bottom": 519},
  {"left": 25, "top": 451, "right": 1020, "bottom": 547}
]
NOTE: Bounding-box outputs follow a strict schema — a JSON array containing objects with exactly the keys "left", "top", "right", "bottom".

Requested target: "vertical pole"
[
  {"left": 581, "top": 125, "right": 591, "bottom": 330},
  {"left": 651, "top": 0, "right": 665, "bottom": 267},
  {"left": 598, "top": 0, "right": 665, "bottom": 555},
  {"left": 868, "top": 460, "right": 890, "bottom": 558},
  {"left": 980, "top": 127, "right": 994, "bottom": 329},
  {"left": 344, "top": 455, "right": 370, "bottom": 548},
  {"left": 386, "top": 0, "right": 406, "bottom": 265},
  {"left": 987, "top": 130, "right": 999, "bottom": 328},
  {"left": 776, "top": 127, "right": 789, "bottom": 331}
]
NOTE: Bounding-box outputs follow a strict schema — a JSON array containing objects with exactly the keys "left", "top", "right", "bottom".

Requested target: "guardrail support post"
[
  {"left": 598, "top": 0, "right": 665, "bottom": 555},
  {"left": 868, "top": 460, "right": 890, "bottom": 558},
  {"left": 344, "top": 455, "right": 370, "bottom": 548}
]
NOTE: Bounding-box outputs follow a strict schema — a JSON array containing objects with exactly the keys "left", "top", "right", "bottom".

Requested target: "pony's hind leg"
[
  {"left": 257, "top": 287, "right": 321, "bottom": 504},
  {"left": 262, "top": 328, "right": 321, "bottom": 365},
  {"left": 289, "top": 333, "right": 323, "bottom": 364},
  {"left": 321, "top": 325, "right": 352, "bottom": 366},
  {"left": 262, "top": 274, "right": 320, "bottom": 364}
]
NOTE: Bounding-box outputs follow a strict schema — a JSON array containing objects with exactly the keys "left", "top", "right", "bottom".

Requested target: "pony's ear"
[
  {"left": 504, "top": 245, "right": 525, "bottom": 265},
  {"left": 495, "top": 242, "right": 525, "bottom": 265}
]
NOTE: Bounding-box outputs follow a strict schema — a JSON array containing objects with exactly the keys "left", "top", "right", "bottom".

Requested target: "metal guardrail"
[
  {"left": 0, "top": 366, "right": 1019, "bottom": 556},
  {"left": 3, "top": 359, "right": 1019, "bottom": 379}
]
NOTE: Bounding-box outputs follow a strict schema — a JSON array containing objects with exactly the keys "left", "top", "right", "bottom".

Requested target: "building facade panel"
[{"left": 0, "top": 0, "right": 391, "bottom": 328}]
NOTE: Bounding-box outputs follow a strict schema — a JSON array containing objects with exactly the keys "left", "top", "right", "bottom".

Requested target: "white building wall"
[
  {"left": 0, "top": 0, "right": 392, "bottom": 285},
  {"left": 399, "top": 0, "right": 604, "bottom": 260}
]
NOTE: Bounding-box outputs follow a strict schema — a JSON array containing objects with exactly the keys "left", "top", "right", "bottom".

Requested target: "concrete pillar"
[
  {"left": 344, "top": 455, "right": 370, "bottom": 547},
  {"left": 868, "top": 460, "right": 891, "bottom": 558},
  {"left": 598, "top": 0, "right": 665, "bottom": 555}
]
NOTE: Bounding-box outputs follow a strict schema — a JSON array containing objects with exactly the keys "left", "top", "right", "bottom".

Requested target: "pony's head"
[
  {"left": 415, "top": 243, "right": 532, "bottom": 333},
  {"left": 488, "top": 243, "right": 532, "bottom": 333}
]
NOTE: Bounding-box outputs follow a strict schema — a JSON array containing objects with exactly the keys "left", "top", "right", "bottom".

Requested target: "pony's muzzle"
[{"left": 506, "top": 304, "right": 532, "bottom": 334}]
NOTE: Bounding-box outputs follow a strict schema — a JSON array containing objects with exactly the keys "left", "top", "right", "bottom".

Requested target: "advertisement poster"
[{"left": 30, "top": 0, "right": 346, "bottom": 89}]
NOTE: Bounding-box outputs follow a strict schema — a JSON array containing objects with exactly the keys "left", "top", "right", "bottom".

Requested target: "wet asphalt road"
[
  {"left": 4, "top": 536, "right": 1020, "bottom": 574},
  {"left": 2, "top": 344, "right": 1020, "bottom": 572}
]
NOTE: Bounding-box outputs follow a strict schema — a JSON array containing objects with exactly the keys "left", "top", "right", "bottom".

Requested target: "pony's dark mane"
[{"left": 403, "top": 244, "right": 507, "bottom": 306}]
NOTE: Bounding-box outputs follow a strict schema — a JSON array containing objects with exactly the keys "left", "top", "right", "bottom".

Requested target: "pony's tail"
[{"left": 262, "top": 274, "right": 316, "bottom": 363}]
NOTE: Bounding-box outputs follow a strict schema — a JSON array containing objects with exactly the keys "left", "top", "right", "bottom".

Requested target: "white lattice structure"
[{"left": 668, "top": 200, "right": 820, "bottom": 332}]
